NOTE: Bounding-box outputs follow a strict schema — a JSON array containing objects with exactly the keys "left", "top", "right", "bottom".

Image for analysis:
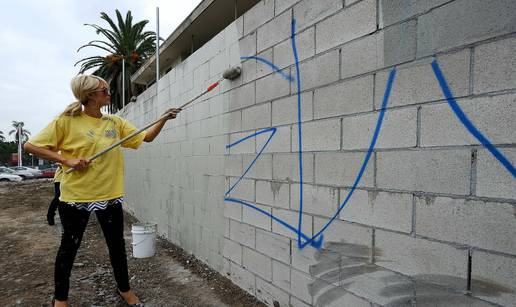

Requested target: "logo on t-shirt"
[{"left": 105, "top": 129, "right": 117, "bottom": 138}]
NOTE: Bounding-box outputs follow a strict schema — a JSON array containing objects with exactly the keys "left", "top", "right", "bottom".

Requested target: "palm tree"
[
  {"left": 9, "top": 121, "right": 31, "bottom": 142},
  {"left": 0, "top": 131, "right": 5, "bottom": 142},
  {"left": 75, "top": 10, "right": 159, "bottom": 112}
]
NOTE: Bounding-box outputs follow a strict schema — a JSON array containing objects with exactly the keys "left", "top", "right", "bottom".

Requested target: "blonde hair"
[{"left": 61, "top": 74, "right": 109, "bottom": 116}]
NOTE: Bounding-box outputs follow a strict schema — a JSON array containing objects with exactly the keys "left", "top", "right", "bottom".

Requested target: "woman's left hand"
[{"left": 163, "top": 108, "right": 181, "bottom": 120}]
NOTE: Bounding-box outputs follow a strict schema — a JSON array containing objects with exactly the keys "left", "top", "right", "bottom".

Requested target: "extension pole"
[{"left": 64, "top": 80, "right": 222, "bottom": 174}]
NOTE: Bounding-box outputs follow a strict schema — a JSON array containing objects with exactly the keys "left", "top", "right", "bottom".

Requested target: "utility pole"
[
  {"left": 17, "top": 124, "right": 22, "bottom": 166},
  {"left": 122, "top": 57, "right": 126, "bottom": 108},
  {"left": 156, "top": 6, "right": 160, "bottom": 95}
]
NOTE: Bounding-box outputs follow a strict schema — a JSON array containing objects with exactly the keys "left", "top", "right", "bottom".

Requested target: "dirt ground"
[{"left": 0, "top": 179, "right": 265, "bottom": 307}]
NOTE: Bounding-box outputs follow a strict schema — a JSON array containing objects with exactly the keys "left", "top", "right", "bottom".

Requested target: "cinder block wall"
[{"left": 121, "top": 0, "right": 516, "bottom": 306}]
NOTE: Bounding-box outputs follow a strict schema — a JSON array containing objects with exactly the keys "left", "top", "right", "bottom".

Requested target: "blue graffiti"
[
  {"left": 225, "top": 18, "right": 515, "bottom": 250},
  {"left": 240, "top": 56, "right": 295, "bottom": 82},
  {"left": 431, "top": 60, "right": 516, "bottom": 177}
]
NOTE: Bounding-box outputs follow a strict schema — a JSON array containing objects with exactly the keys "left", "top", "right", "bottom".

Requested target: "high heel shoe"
[{"left": 116, "top": 290, "right": 145, "bottom": 307}]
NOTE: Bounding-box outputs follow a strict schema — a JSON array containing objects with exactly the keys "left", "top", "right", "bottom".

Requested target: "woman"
[
  {"left": 46, "top": 164, "right": 62, "bottom": 226},
  {"left": 25, "top": 74, "right": 180, "bottom": 307}
]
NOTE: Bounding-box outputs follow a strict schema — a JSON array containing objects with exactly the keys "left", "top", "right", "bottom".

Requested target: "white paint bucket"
[{"left": 131, "top": 223, "right": 157, "bottom": 258}]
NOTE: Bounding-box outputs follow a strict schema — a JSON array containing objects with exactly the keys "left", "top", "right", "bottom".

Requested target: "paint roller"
[{"left": 65, "top": 66, "right": 242, "bottom": 174}]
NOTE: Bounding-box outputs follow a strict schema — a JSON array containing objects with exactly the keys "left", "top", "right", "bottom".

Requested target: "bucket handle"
[{"left": 131, "top": 237, "right": 150, "bottom": 246}]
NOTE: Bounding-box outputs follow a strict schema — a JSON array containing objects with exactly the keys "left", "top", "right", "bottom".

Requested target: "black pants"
[
  {"left": 55, "top": 202, "right": 130, "bottom": 300},
  {"left": 47, "top": 182, "right": 60, "bottom": 218}
]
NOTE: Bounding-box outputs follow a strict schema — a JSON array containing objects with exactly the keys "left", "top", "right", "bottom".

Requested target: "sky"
[{"left": 0, "top": 0, "right": 203, "bottom": 141}]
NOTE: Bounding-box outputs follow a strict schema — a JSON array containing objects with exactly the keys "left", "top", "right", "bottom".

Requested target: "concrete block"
[
  {"left": 290, "top": 184, "right": 339, "bottom": 217},
  {"left": 298, "top": 49, "right": 340, "bottom": 91},
  {"left": 378, "top": 0, "right": 450, "bottom": 28},
  {"left": 273, "top": 153, "right": 314, "bottom": 183},
  {"left": 256, "top": 48, "right": 274, "bottom": 80},
  {"left": 243, "top": 247, "right": 273, "bottom": 280},
  {"left": 316, "top": 0, "right": 377, "bottom": 53},
  {"left": 420, "top": 94, "right": 516, "bottom": 147},
  {"left": 230, "top": 220, "right": 256, "bottom": 248},
  {"left": 193, "top": 138, "right": 210, "bottom": 156},
  {"left": 228, "top": 178, "right": 255, "bottom": 202},
  {"left": 222, "top": 110, "right": 242, "bottom": 134},
  {"left": 228, "top": 82, "right": 256, "bottom": 111},
  {"left": 290, "top": 268, "right": 315, "bottom": 304},
  {"left": 244, "top": 0, "right": 274, "bottom": 36},
  {"left": 340, "top": 189, "right": 413, "bottom": 233},
  {"left": 312, "top": 282, "right": 372, "bottom": 307},
  {"left": 256, "top": 277, "right": 290, "bottom": 307},
  {"left": 417, "top": 0, "right": 516, "bottom": 57},
  {"left": 256, "top": 229, "right": 291, "bottom": 263},
  {"left": 272, "top": 259, "right": 291, "bottom": 291},
  {"left": 223, "top": 238, "right": 242, "bottom": 264},
  {"left": 415, "top": 196, "right": 516, "bottom": 255},
  {"left": 340, "top": 33, "right": 381, "bottom": 79},
  {"left": 272, "top": 92, "right": 313, "bottom": 126},
  {"left": 314, "top": 75, "right": 374, "bottom": 119},
  {"left": 209, "top": 135, "right": 228, "bottom": 155},
  {"left": 378, "top": 19, "right": 417, "bottom": 67},
  {"left": 339, "top": 268, "right": 413, "bottom": 306},
  {"left": 291, "top": 242, "right": 340, "bottom": 282},
  {"left": 293, "top": 0, "right": 343, "bottom": 30},
  {"left": 224, "top": 202, "right": 242, "bottom": 221},
  {"left": 242, "top": 102, "right": 272, "bottom": 130},
  {"left": 275, "top": 0, "right": 301, "bottom": 15},
  {"left": 313, "top": 217, "right": 373, "bottom": 247},
  {"left": 229, "top": 131, "right": 255, "bottom": 154},
  {"left": 243, "top": 153, "right": 273, "bottom": 180},
  {"left": 474, "top": 36, "right": 516, "bottom": 93},
  {"left": 290, "top": 296, "right": 311, "bottom": 307},
  {"left": 243, "top": 49, "right": 274, "bottom": 84},
  {"left": 224, "top": 155, "right": 242, "bottom": 177},
  {"left": 209, "top": 50, "right": 229, "bottom": 79},
  {"left": 257, "top": 9, "right": 291, "bottom": 53},
  {"left": 471, "top": 251, "right": 516, "bottom": 306},
  {"left": 377, "top": 149, "right": 471, "bottom": 195},
  {"left": 256, "top": 180, "right": 290, "bottom": 209},
  {"left": 239, "top": 32, "right": 257, "bottom": 58},
  {"left": 256, "top": 68, "right": 292, "bottom": 103},
  {"left": 374, "top": 50, "right": 470, "bottom": 109},
  {"left": 341, "top": 107, "right": 417, "bottom": 149},
  {"left": 272, "top": 208, "right": 312, "bottom": 240},
  {"left": 257, "top": 125, "right": 291, "bottom": 153},
  {"left": 291, "top": 119, "right": 341, "bottom": 151},
  {"left": 274, "top": 27, "right": 315, "bottom": 69},
  {"left": 375, "top": 230, "right": 468, "bottom": 286},
  {"left": 230, "top": 262, "right": 256, "bottom": 295},
  {"left": 314, "top": 152, "right": 375, "bottom": 187},
  {"left": 476, "top": 148, "right": 516, "bottom": 199},
  {"left": 243, "top": 202, "right": 272, "bottom": 230}
]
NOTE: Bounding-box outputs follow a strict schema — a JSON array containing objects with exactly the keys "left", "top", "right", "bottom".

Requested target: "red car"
[{"left": 41, "top": 167, "right": 57, "bottom": 178}]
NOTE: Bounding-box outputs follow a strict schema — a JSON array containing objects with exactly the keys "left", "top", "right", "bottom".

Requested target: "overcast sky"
[{"left": 0, "top": 0, "right": 203, "bottom": 141}]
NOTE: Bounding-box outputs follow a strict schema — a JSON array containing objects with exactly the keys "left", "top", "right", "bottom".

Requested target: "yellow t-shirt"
[
  {"left": 28, "top": 112, "right": 145, "bottom": 202},
  {"left": 54, "top": 166, "right": 62, "bottom": 183}
]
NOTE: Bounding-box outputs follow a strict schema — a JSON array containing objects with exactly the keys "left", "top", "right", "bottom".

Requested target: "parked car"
[
  {"left": 0, "top": 168, "right": 23, "bottom": 182},
  {"left": 8, "top": 166, "right": 42, "bottom": 179},
  {"left": 41, "top": 167, "right": 58, "bottom": 178}
]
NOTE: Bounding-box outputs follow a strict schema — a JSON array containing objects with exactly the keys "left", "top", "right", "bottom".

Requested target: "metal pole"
[
  {"left": 156, "top": 7, "right": 160, "bottom": 90},
  {"left": 17, "top": 124, "right": 22, "bottom": 166},
  {"left": 122, "top": 57, "right": 125, "bottom": 108}
]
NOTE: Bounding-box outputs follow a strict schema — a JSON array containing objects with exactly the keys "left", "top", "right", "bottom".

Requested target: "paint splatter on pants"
[{"left": 54, "top": 202, "right": 130, "bottom": 300}]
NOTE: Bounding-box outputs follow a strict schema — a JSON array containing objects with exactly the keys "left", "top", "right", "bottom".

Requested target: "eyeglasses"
[{"left": 92, "top": 88, "right": 110, "bottom": 95}]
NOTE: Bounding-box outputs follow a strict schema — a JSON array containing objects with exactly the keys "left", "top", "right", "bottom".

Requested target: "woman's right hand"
[{"left": 63, "top": 158, "right": 90, "bottom": 170}]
